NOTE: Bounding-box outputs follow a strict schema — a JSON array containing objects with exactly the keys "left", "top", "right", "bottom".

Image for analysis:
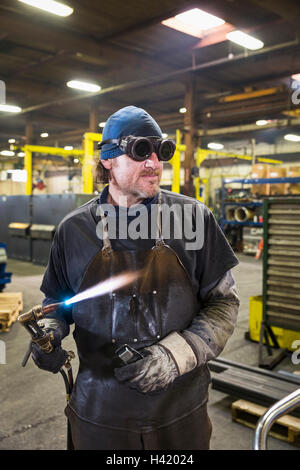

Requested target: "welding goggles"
[{"left": 97, "top": 135, "right": 176, "bottom": 162}]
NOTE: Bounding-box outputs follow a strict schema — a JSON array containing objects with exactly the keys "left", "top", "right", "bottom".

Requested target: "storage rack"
[
  {"left": 262, "top": 197, "right": 300, "bottom": 332},
  {"left": 257, "top": 195, "right": 300, "bottom": 368},
  {"left": 220, "top": 177, "right": 300, "bottom": 231}
]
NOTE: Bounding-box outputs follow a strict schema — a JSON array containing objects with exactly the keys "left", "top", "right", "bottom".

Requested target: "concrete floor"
[{"left": 0, "top": 254, "right": 298, "bottom": 450}]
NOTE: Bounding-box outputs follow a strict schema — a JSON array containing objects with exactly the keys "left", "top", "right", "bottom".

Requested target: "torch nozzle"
[{"left": 18, "top": 302, "right": 64, "bottom": 325}]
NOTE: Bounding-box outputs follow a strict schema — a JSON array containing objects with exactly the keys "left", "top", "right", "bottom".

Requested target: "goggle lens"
[{"left": 133, "top": 139, "right": 152, "bottom": 160}]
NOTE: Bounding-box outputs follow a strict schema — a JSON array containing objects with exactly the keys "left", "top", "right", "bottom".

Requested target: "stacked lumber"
[{"left": 0, "top": 292, "right": 23, "bottom": 332}]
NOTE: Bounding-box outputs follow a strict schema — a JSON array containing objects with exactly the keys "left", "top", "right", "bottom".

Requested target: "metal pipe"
[
  {"left": 253, "top": 388, "right": 300, "bottom": 450},
  {"left": 234, "top": 207, "right": 255, "bottom": 222}
]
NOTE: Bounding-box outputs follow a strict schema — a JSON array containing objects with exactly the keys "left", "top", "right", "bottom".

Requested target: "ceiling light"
[
  {"left": 227, "top": 31, "right": 264, "bottom": 50},
  {"left": 8, "top": 138, "right": 16, "bottom": 143},
  {"left": 98, "top": 122, "right": 106, "bottom": 128},
  {"left": 256, "top": 120, "right": 268, "bottom": 126},
  {"left": 175, "top": 8, "right": 224, "bottom": 30},
  {"left": 64, "top": 145, "right": 73, "bottom": 150},
  {"left": 18, "top": 0, "right": 73, "bottom": 17},
  {"left": 40, "top": 132, "right": 49, "bottom": 138},
  {"left": 0, "top": 104, "right": 22, "bottom": 113},
  {"left": 17, "top": 152, "right": 25, "bottom": 157},
  {"left": 73, "top": 158, "right": 79, "bottom": 163},
  {"left": 179, "top": 107, "right": 187, "bottom": 113},
  {"left": 162, "top": 8, "right": 225, "bottom": 38},
  {"left": 1, "top": 150, "right": 15, "bottom": 156},
  {"left": 67, "top": 80, "right": 101, "bottom": 92},
  {"left": 284, "top": 134, "right": 300, "bottom": 142},
  {"left": 207, "top": 142, "right": 224, "bottom": 150}
]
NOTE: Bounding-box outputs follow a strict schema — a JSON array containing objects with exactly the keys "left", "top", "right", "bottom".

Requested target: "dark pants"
[{"left": 65, "top": 403, "right": 212, "bottom": 450}]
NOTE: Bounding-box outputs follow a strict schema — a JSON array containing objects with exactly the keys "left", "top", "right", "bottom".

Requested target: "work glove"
[
  {"left": 31, "top": 343, "right": 68, "bottom": 374},
  {"left": 114, "top": 331, "right": 197, "bottom": 393},
  {"left": 31, "top": 317, "right": 69, "bottom": 374}
]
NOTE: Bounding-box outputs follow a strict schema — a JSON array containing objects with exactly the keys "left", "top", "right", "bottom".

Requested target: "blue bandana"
[{"left": 100, "top": 105, "right": 162, "bottom": 160}]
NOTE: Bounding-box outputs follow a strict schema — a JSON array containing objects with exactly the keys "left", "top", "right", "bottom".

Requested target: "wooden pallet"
[
  {"left": 0, "top": 292, "right": 23, "bottom": 332},
  {"left": 232, "top": 399, "right": 300, "bottom": 447}
]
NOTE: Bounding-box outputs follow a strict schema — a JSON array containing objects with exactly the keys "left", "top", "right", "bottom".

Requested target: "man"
[{"left": 32, "top": 105, "right": 240, "bottom": 450}]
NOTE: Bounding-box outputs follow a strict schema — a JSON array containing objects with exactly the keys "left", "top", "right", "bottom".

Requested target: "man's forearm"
[{"left": 181, "top": 270, "right": 240, "bottom": 366}]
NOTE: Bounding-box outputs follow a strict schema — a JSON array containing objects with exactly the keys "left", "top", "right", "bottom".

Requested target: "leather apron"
[{"left": 67, "top": 192, "right": 210, "bottom": 431}]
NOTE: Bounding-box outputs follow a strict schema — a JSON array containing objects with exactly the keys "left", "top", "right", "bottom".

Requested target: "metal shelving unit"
[
  {"left": 220, "top": 177, "right": 300, "bottom": 231},
  {"left": 259, "top": 196, "right": 300, "bottom": 368}
]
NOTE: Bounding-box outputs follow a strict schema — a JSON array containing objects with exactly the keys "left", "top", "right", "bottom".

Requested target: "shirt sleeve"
[
  {"left": 40, "top": 224, "right": 75, "bottom": 324},
  {"left": 197, "top": 205, "right": 239, "bottom": 291},
  {"left": 181, "top": 269, "right": 240, "bottom": 365}
]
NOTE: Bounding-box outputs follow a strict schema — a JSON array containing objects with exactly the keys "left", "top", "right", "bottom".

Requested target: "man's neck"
[{"left": 107, "top": 184, "right": 145, "bottom": 208}]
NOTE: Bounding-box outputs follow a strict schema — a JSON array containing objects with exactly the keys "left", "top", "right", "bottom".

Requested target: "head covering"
[{"left": 100, "top": 105, "right": 162, "bottom": 160}]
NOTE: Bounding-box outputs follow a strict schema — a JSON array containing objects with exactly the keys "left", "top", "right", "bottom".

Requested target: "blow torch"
[
  {"left": 18, "top": 270, "right": 141, "bottom": 368},
  {"left": 18, "top": 302, "right": 75, "bottom": 369}
]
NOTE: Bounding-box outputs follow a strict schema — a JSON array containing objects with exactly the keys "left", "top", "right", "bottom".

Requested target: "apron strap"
[
  {"left": 155, "top": 191, "right": 165, "bottom": 247},
  {"left": 98, "top": 204, "right": 113, "bottom": 256},
  {"left": 99, "top": 191, "right": 164, "bottom": 251}
]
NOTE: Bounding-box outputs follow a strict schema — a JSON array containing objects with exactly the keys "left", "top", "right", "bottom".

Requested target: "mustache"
[{"left": 140, "top": 169, "right": 160, "bottom": 176}]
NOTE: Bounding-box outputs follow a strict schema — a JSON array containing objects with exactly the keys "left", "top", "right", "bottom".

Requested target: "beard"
[{"left": 110, "top": 166, "right": 161, "bottom": 200}]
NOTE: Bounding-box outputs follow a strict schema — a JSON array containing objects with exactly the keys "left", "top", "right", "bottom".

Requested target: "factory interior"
[{"left": 1, "top": 0, "right": 300, "bottom": 452}]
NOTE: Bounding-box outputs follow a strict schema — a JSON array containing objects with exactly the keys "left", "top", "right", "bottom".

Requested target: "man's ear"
[{"left": 101, "top": 159, "right": 112, "bottom": 170}]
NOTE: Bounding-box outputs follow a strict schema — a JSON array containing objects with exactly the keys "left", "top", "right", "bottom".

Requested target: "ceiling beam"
[
  {"left": 250, "top": 0, "right": 300, "bottom": 29},
  {"left": 0, "top": 10, "right": 177, "bottom": 74},
  {"left": 2, "top": 37, "right": 296, "bottom": 117}
]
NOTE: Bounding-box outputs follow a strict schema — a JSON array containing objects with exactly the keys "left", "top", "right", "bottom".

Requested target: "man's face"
[{"left": 102, "top": 152, "right": 163, "bottom": 200}]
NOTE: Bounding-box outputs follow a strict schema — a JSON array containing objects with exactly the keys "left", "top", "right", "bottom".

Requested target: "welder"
[{"left": 32, "top": 105, "right": 240, "bottom": 450}]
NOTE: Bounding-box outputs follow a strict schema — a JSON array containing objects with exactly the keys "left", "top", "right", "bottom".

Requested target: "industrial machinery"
[{"left": 0, "top": 243, "right": 12, "bottom": 292}]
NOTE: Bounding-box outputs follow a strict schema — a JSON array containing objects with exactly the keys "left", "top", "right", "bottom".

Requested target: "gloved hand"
[
  {"left": 114, "top": 332, "right": 197, "bottom": 393},
  {"left": 31, "top": 317, "right": 69, "bottom": 374},
  {"left": 31, "top": 343, "right": 68, "bottom": 374}
]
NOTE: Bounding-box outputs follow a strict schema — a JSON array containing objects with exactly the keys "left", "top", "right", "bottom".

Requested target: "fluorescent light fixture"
[
  {"left": 17, "top": 152, "right": 25, "bottom": 157},
  {"left": 18, "top": 0, "right": 73, "bottom": 17},
  {"left": 179, "top": 107, "right": 187, "bottom": 113},
  {"left": 40, "top": 132, "right": 49, "bottom": 138},
  {"left": 284, "top": 134, "right": 300, "bottom": 142},
  {"left": 1, "top": 150, "right": 15, "bottom": 156},
  {"left": 98, "top": 122, "right": 106, "bottom": 128},
  {"left": 8, "top": 138, "right": 16, "bottom": 144},
  {"left": 67, "top": 80, "right": 101, "bottom": 92},
  {"left": 207, "top": 142, "right": 224, "bottom": 150},
  {"left": 64, "top": 145, "right": 73, "bottom": 150},
  {"left": 256, "top": 120, "right": 268, "bottom": 126},
  {"left": 227, "top": 30, "right": 264, "bottom": 50},
  {"left": 0, "top": 104, "right": 22, "bottom": 113},
  {"left": 162, "top": 8, "right": 225, "bottom": 38}
]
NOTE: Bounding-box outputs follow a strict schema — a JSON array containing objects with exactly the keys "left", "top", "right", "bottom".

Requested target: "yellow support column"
[
  {"left": 170, "top": 129, "right": 181, "bottom": 194},
  {"left": 194, "top": 148, "right": 207, "bottom": 202},
  {"left": 24, "top": 147, "right": 32, "bottom": 195},
  {"left": 83, "top": 133, "right": 96, "bottom": 194}
]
